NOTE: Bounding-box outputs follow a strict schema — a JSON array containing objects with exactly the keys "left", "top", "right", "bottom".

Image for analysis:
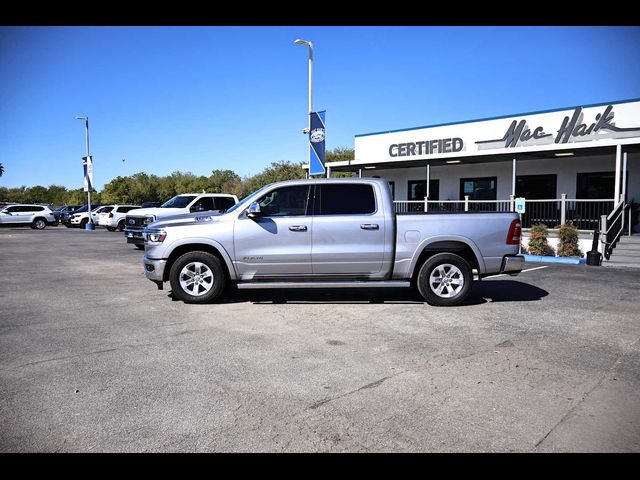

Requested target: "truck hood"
[
  {"left": 126, "top": 207, "right": 183, "bottom": 217},
  {"left": 149, "top": 211, "right": 224, "bottom": 229}
]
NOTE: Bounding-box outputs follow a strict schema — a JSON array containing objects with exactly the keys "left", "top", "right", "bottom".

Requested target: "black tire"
[
  {"left": 117, "top": 220, "right": 125, "bottom": 232},
  {"left": 135, "top": 244, "right": 145, "bottom": 250},
  {"left": 169, "top": 251, "right": 226, "bottom": 304},
  {"left": 416, "top": 252, "right": 473, "bottom": 306},
  {"left": 31, "top": 218, "right": 47, "bottom": 230},
  {"left": 106, "top": 227, "right": 116, "bottom": 232},
  {"left": 80, "top": 218, "right": 88, "bottom": 229}
]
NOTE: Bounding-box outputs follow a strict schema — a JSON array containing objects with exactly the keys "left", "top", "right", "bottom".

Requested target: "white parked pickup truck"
[
  {"left": 141, "top": 179, "right": 524, "bottom": 306},
  {"left": 124, "top": 193, "right": 238, "bottom": 249}
]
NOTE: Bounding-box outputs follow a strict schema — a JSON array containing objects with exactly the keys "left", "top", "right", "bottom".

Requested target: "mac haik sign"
[{"left": 353, "top": 99, "right": 640, "bottom": 165}]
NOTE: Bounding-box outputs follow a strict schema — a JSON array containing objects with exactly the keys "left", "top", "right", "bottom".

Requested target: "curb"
[{"left": 522, "top": 254, "right": 585, "bottom": 265}]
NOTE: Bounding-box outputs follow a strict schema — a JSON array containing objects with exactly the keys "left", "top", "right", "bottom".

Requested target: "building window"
[
  {"left": 576, "top": 172, "right": 615, "bottom": 199},
  {"left": 516, "top": 174, "right": 557, "bottom": 199},
  {"left": 460, "top": 177, "right": 497, "bottom": 200},
  {"left": 408, "top": 180, "right": 439, "bottom": 200}
]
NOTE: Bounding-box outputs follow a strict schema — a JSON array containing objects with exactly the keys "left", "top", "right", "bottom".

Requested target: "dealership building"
[{"left": 322, "top": 98, "right": 640, "bottom": 260}]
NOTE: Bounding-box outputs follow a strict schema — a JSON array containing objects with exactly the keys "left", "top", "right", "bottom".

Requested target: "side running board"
[{"left": 235, "top": 280, "right": 411, "bottom": 289}]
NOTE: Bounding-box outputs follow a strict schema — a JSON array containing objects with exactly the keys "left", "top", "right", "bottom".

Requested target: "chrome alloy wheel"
[
  {"left": 34, "top": 219, "right": 46, "bottom": 229},
  {"left": 179, "top": 261, "right": 214, "bottom": 296},
  {"left": 429, "top": 263, "right": 464, "bottom": 298}
]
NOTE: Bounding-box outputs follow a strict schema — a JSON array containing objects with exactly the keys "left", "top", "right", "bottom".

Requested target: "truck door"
[
  {"left": 233, "top": 184, "right": 313, "bottom": 279},
  {"left": 311, "top": 183, "right": 386, "bottom": 276}
]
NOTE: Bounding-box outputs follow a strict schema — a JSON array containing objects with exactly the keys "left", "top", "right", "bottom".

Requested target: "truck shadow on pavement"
[{"left": 168, "top": 280, "right": 548, "bottom": 305}]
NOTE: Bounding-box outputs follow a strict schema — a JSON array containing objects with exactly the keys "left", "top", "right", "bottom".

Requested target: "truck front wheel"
[
  {"left": 417, "top": 253, "right": 472, "bottom": 306},
  {"left": 169, "top": 251, "right": 226, "bottom": 304}
]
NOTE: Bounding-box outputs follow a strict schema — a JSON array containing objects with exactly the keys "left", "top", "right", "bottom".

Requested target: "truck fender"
[
  {"left": 409, "top": 234, "right": 486, "bottom": 278},
  {"left": 163, "top": 236, "right": 238, "bottom": 281}
]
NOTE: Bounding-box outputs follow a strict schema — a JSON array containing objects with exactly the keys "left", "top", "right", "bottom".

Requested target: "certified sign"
[{"left": 515, "top": 197, "right": 526, "bottom": 214}]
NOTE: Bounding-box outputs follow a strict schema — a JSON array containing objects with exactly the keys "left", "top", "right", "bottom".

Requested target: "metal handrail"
[{"left": 601, "top": 201, "right": 627, "bottom": 260}]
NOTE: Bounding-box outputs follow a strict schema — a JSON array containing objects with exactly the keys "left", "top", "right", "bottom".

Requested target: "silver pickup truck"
[{"left": 141, "top": 178, "right": 524, "bottom": 306}]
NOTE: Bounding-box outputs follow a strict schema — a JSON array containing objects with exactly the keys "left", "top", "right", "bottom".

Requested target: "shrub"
[
  {"left": 527, "top": 223, "right": 553, "bottom": 256},
  {"left": 556, "top": 221, "right": 582, "bottom": 257}
]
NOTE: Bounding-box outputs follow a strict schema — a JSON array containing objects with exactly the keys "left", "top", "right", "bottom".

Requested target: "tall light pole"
[
  {"left": 75, "top": 115, "right": 93, "bottom": 228},
  {"left": 294, "top": 39, "right": 313, "bottom": 134}
]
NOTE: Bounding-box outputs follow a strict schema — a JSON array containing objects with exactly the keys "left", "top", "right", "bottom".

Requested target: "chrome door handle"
[
  {"left": 360, "top": 224, "right": 379, "bottom": 230},
  {"left": 289, "top": 225, "right": 308, "bottom": 232}
]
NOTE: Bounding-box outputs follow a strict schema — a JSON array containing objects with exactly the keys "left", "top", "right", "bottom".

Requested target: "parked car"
[
  {"left": 61, "top": 205, "right": 87, "bottom": 227},
  {"left": 140, "top": 178, "right": 524, "bottom": 306},
  {"left": 68, "top": 204, "right": 105, "bottom": 228},
  {"left": 53, "top": 205, "right": 82, "bottom": 223},
  {"left": 124, "top": 193, "right": 238, "bottom": 249},
  {"left": 90, "top": 205, "right": 114, "bottom": 225},
  {"left": 98, "top": 204, "right": 141, "bottom": 231},
  {"left": 0, "top": 204, "right": 57, "bottom": 229}
]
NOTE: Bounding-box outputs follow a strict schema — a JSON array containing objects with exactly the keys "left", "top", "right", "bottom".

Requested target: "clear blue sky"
[{"left": 1, "top": 26, "right": 639, "bottom": 190}]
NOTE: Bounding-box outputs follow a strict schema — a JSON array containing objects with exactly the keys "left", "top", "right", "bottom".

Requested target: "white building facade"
[{"left": 323, "top": 98, "right": 640, "bottom": 256}]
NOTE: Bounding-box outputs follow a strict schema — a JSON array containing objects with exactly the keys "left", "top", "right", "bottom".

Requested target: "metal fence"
[{"left": 393, "top": 196, "right": 615, "bottom": 230}]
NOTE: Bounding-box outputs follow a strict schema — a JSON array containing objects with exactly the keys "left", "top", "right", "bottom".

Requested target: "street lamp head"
[
  {"left": 294, "top": 39, "right": 311, "bottom": 46},
  {"left": 75, "top": 116, "right": 88, "bottom": 120}
]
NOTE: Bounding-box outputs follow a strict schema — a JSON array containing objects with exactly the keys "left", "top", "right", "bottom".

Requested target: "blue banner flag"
[
  {"left": 309, "top": 111, "right": 326, "bottom": 176},
  {"left": 82, "top": 156, "right": 94, "bottom": 192}
]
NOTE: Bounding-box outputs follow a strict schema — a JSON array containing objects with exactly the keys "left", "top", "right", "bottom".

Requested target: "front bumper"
[
  {"left": 143, "top": 256, "right": 167, "bottom": 283},
  {"left": 124, "top": 227, "right": 145, "bottom": 244},
  {"left": 500, "top": 254, "right": 525, "bottom": 275}
]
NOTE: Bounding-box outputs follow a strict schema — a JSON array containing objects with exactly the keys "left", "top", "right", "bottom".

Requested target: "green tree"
[
  {"left": 67, "top": 188, "right": 89, "bottom": 205},
  {"left": 157, "top": 175, "right": 177, "bottom": 202},
  {"left": 208, "top": 169, "right": 242, "bottom": 195},
  {"left": 47, "top": 185, "right": 69, "bottom": 206},
  {"left": 325, "top": 147, "right": 355, "bottom": 163},
  {"left": 100, "top": 176, "right": 134, "bottom": 204},
  {"left": 128, "top": 172, "right": 160, "bottom": 204},
  {"left": 24, "top": 185, "right": 49, "bottom": 204},
  {"left": 0, "top": 162, "right": 4, "bottom": 177},
  {"left": 242, "top": 161, "right": 306, "bottom": 197}
]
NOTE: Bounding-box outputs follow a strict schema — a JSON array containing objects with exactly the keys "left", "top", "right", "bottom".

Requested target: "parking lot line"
[{"left": 484, "top": 265, "right": 549, "bottom": 279}]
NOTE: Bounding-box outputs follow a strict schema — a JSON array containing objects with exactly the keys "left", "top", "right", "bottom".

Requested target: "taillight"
[{"left": 506, "top": 219, "right": 521, "bottom": 245}]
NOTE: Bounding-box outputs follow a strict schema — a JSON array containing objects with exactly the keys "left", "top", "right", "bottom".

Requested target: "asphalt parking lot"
[{"left": 1, "top": 226, "right": 639, "bottom": 452}]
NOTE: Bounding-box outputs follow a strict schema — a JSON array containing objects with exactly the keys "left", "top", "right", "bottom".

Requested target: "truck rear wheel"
[
  {"left": 169, "top": 251, "right": 226, "bottom": 304},
  {"left": 417, "top": 253, "right": 472, "bottom": 306}
]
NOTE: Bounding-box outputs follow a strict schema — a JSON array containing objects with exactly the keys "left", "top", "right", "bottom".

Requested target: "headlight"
[
  {"left": 144, "top": 215, "right": 156, "bottom": 225},
  {"left": 143, "top": 229, "right": 166, "bottom": 243}
]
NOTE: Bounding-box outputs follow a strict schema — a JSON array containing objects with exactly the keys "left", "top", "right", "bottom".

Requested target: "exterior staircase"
[{"left": 603, "top": 234, "right": 640, "bottom": 268}]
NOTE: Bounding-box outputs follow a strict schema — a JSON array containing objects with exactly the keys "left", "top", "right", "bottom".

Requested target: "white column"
[
  {"left": 358, "top": 168, "right": 362, "bottom": 178},
  {"left": 426, "top": 163, "right": 430, "bottom": 200},
  {"left": 512, "top": 157, "right": 517, "bottom": 197},
  {"left": 614, "top": 144, "right": 622, "bottom": 203},
  {"left": 621, "top": 151, "right": 627, "bottom": 201}
]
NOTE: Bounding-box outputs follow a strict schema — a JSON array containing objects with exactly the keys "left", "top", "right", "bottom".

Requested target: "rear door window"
[
  {"left": 213, "top": 197, "right": 236, "bottom": 211},
  {"left": 317, "top": 184, "right": 376, "bottom": 215},
  {"left": 191, "top": 197, "right": 215, "bottom": 212}
]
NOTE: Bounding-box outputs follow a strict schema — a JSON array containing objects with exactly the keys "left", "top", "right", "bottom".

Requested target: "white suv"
[
  {"left": 98, "top": 204, "right": 141, "bottom": 231},
  {"left": 0, "top": 204, "right": 57, "bottom": 229}
]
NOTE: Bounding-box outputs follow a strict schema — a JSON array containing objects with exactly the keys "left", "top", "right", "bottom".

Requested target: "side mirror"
[{"left": 246, "top": 202, "right": 262, "bottom": 219}]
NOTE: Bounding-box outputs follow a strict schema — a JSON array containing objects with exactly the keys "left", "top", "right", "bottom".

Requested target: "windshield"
[
  {"left": 72, "top": 205, "right": 88, "bottom": 213},
  {"left": 224, "top": 185, "right": 271, "bottom": 214},
  {"left": 161, "top": 195, "right": 197, "bottom": 209}
]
